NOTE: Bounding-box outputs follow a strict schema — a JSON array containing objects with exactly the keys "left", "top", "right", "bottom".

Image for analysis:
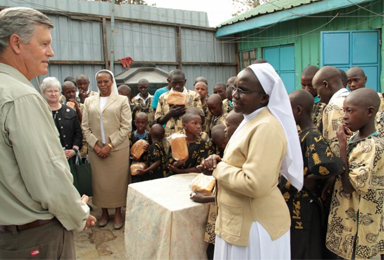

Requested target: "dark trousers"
[{"left": 0, "top": 219, "right": 75, "bottom": 259}]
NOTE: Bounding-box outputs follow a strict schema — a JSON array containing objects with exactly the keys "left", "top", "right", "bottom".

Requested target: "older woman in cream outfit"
[{"left": 82, "top": 70, "right": 131, "bottom": 229}]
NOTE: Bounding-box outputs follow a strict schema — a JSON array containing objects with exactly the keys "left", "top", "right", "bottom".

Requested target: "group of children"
[
  {"left": 283, "top": 65, "right": 384, "bottom": 260},
  {"left": 125, "top": 63, "right": 384, "bottom": 260},
  {"left": 127, "top": 71, "right": 237, "bottom": 183}
]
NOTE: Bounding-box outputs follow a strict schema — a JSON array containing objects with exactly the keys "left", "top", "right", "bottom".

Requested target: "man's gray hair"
[
  {"left": 41, "top": 77, "right": 61, "bottom": 93},
  {"left": 0, "top": 7, "right": 54, "bottom": 54}
]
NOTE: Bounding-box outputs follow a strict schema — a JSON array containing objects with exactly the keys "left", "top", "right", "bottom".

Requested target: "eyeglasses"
[{"left": 230, "top": 85, "right": 265, "bottom": 96}]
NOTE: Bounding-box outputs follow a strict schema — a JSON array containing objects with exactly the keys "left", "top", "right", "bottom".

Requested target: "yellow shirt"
[{"left": 326, "top": 134, "right": 384, "bottom": 259}]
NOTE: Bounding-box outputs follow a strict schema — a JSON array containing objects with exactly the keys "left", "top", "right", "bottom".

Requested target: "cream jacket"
[
  {"left": 213, "top": 108, "right": 290, "bottom": 246},
  {"left": 82, "top": 92, "right": 131, "bottom": 151}
]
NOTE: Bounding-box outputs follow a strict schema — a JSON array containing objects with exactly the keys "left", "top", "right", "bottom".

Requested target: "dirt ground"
[{"left": 74, "top": 199, "right": 126, "bottom": 260}]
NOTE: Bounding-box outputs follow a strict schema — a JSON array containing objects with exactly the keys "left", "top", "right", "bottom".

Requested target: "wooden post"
[
  {"left": 176, "top": 26, "right": 182, "bottom": 70},
  {"left": 102, "top": 18, "right": 109, "bottom": 69}
]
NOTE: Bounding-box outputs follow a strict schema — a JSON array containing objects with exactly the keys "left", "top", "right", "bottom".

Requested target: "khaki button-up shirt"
[{"left": 0, "top": 63, "right": 89, "bottom": 231}]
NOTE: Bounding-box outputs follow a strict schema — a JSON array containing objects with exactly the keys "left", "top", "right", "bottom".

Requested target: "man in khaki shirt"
[{"left": 0, "top": 7, "right": 95, "bottom": 259}]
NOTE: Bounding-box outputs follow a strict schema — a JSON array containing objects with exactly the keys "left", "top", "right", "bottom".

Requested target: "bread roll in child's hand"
[
  {"left": 130, "top": 162, "right": 147, "bottom": 176},
  {"left": 131, "top": 139, "right": 149, "bottom": 160},
  {"left": 167, "top": 91, "right": 186, "bottom": 106}
]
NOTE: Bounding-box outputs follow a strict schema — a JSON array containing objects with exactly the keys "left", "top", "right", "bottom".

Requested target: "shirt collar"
[
  {"left": 329, "top": 88, "right": 349, "bottom": 104},
  {"left": 170, "top": 87, "right": 188, "bottom": 95}
]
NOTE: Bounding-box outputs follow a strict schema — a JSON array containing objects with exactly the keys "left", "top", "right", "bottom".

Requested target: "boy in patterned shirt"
[
  {"left": 326, "top": 88, "right": 384, "bottom": 260},
  {"left": 129, "top": 112, "right": 151, "bottom": 182},
  {"left": 301, "top": 65, "right": 325, "bottom": 130},
  {"left": 132, "top": 78, "right": 153, "bottom": 129},
  {"left": 136, "top": 124, "right": 166, "bottom": 180},
  {"left": 207, "top": 94, "right": 227, "bottom": 137},
  {"left": 282, "top": 89, "right": 344, "bottom": 259},
  {"left": 167, "top": 113, "right": 212, "bottom": 175},
  {"left": 155, "top": 69, "right": 203, "bottom": 140}
]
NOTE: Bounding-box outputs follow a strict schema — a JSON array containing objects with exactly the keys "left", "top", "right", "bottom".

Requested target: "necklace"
[{"left": 53, "top": 110, "right": 59, "bottom": 120}]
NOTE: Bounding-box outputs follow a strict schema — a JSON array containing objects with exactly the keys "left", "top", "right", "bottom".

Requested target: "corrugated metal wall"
[
  {"left": 0, "top": 0, "right": 237, "bottom": 94},
  {"left": 0, "top": 0, "right": 209, "bottom": 26},
  {"left": 236, "top": 0, "right": 384, "bottom": 91}
]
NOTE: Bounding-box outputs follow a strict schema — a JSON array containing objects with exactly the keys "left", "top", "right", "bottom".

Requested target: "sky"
[{"left": 144, "top": 0, "right": 235, "bottom": 27}]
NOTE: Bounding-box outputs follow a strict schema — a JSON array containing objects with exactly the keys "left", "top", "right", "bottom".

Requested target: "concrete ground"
[{"left": 74, "top": 198, "right": 126, "bottom": 260}]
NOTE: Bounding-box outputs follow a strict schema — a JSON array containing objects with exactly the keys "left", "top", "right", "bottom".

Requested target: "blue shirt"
[
  {"left": 152, "top": 86, "right": 169, "bottom": 109},
  {"left": 314, "top": 96, "right": 320, "bottom": 103}
]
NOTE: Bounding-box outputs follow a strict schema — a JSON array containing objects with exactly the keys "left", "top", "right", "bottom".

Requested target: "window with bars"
[{"left": 240, "top": 49, "right": 257, "bottom": 69}]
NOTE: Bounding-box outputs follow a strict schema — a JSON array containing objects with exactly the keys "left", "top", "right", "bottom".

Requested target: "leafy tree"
[{"left": 232, "top": 0, "right": 269, "bottom": 16}]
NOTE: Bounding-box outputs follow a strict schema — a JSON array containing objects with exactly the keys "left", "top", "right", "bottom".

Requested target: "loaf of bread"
[
  {"left": 131, "top": 139, "right": 148, "bottom": 160},
  {"left": 191, "top": 174, "right": 215, "bottom": 196},
  {"left": 66, "top": 101, "right": 75, "bottom": 109},
  {"left": 167, "top": 91, "right": 186, "bottom": 106},
  {"left": 169, "top": 134, "right": 189, "bottom": 161},
  {"left": 130, "top": 162, "right": 147, "bottom": 176}
]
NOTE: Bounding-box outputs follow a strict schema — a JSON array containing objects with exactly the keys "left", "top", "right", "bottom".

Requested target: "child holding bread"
[
  {"left": 135, "top": 124, "right": 167, "bottom": 180},
  {"left": 130, "top": 112, "right": 151, "bottom": 182},
  {"left": 167, "top": 113, "right": 213, "bottom": 175}
]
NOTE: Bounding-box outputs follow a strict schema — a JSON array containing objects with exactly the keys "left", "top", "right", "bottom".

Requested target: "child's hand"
[
  {"left": 168, "top": 164, "right": 181, "bottom": 173},
  {"left": 135, "top": 169, "right": 147, "bottom": 176},
  {"left": 321, "top": 176, "right": 336, "bottom": 201},
  {"left": 143, "top": 143, "right": 149, "bottom": 151},
  {"left": 336, "top": 124, "right": 348, "bottom": 147},
  {"left": 304, "top": 174, "right": 319, "bottom": 193},
  {"left": 173, "top": 159, "right": 186, "bottom": 168},
  {"left": 190, "top": 192, "right": 209, "bottom": 203}
]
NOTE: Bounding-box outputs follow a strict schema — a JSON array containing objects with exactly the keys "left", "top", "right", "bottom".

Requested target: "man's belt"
[{"left": 0, "top": 218, "right": 56, "bottom": 233}]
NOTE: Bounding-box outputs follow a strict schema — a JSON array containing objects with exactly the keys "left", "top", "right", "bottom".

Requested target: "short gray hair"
[
  {"left": 41, "top": 77, "right": 61, "bottom": 93},
  {"left": 0, "top": 7, "right": 54, "bottom": 54}
]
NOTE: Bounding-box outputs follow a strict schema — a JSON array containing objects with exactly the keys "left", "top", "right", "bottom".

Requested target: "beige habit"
[{"left": 82, "top": 91, "right": 132, "bottom": 208}]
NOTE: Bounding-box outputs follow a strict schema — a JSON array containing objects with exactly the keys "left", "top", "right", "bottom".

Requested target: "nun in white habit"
[{"left": 200, "top": 63, "right": 303, "bottom": 259}]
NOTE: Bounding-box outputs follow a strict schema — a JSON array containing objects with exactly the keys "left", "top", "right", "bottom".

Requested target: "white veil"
[{"left": 249, "top": 63, "right": 303, "bottom": 191}]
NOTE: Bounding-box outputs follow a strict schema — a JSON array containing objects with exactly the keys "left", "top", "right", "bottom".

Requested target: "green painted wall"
[{"left": 237, "top": 1, "right": 384, "bottom": 91}]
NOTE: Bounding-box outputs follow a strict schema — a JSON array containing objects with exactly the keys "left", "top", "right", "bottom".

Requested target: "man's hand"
[{"left": 84, "top": 215, "right": 96, "bottom": 230}]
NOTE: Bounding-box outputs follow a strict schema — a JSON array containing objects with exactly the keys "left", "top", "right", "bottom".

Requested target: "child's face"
[
  {"left": 226, "top": 86, "right": 232, "bottom": 101},
  {"left": 213, "top": 86, "right": 226, "bottom": 100},
  {"left": 301, "top": 75, "right": 317, "bottom": 97},
  {"left": 213, "top": 136, "right": 227, "bottom": 149},
  {"left": 342, "top": 99, "right": 368, "bottom": 132},
  {"left": 208, "top": 101, "right": 223, "bottom": 117},
  {"left": 347, "top": 74, "right": 366, "bottom": 91},
  {"left": 138, "top": 84, "right": 149, "bottom": 96},
  {"left": 224, "top": 118, "right": 238, "bottom": 140},
  {"left": 184, "top": 116, "right": 202, "bottom": 137},
  {"left": 194, "top": 83, "right": 208, "bottom": 100},
  {"left": 289, "top": 99, "right": 299, "bottom": 124},
  {"left": 135, "top": 116, "right": 148, "bottom": 132}
]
